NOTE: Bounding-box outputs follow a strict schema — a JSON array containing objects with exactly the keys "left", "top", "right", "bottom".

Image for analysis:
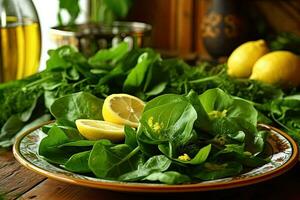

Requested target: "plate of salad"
[{"left": 13, "top": 89, "right": 298, "bottom": 192}]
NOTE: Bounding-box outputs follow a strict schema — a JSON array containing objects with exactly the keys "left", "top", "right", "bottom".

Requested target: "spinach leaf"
[
  {"left": 51, "top": 120, "right": 84, "bottom": 140},
  {"left": 214, "top": 144, "right": 268, "bottom": 167},
  {"left": 136, "top": 128, "right": 162, "bottom": 156},
  {"left": 88, "top": 42, "right": 129, "bottom": 68},
  {"left": 199, "top": 88, "right": 257, "bottom": 127},
  {"left": 97, "top": 48, "right": 145, "bottom": 85},
  {"left": 198, "top": 88, "right": 262, "bottom": 153},
  {"left": 139, "top": 94, "right": 197, "bottom": 155},
  {"left": 64, "top": 150, "right": 92, "bottom": 173},
  {"left": 144, "top": 171, "right": 191, "bottom": 184},
  {"left": 39, "top": 126, "right": 83, "bottom": 164},
  {"left": 50, "top": 92, "right": 104, "bottom": 123},
  {"left": 143, "top": 94, "right": 186, "bottom": 112},
  {"left": 119, "top": 155, "right": 171, "bottom": 181},
  {"left": 89, "top": 140, "right": 142, "bottom": 178},
  {"left": 270, "top": 95, "right": 300, "bottom": 144},
  {"left": 143, "top": 60, "right": 169, "bottom": 96},
  {"left": 124, "top": 125, "right": 138, "bottom": 149},
  {"left": 210, "top": 117, "right": 264, "bottom": 154},
  {"left": 59, "top": 140, "right": 96, "bottom": 148},
  {"left": 184, "top": 90, "right": 210, "bottom": 131},
  {"left": 46, "top": 46, "right": 86, "bottom": 70},
  {"left": 200, "top": 88, "right": 233, "bottom": 113},
  {"left": 123, "top": 50, "right": 160, "bottom": 93},
  {"left": 145, "top": 82, "right": 168, "bottom": 97},
  {"left": 192, "top": 162, "right": 243, "bottom": 181},
  {"left": 176, "top": 144, "right": 211, "bottom": 165}
]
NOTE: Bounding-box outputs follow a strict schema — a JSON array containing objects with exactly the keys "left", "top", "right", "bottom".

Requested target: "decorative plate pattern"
[{"left": 13, "top": 124, "right": 299, "bottom": 193}]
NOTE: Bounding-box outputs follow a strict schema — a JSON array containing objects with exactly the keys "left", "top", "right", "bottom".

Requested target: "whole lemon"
[
  {"left": 227, "top": 40, "right": 269, "bottom": 78},
  {"left": 250, "top": 51, "right": 300, "bottom": 87}
]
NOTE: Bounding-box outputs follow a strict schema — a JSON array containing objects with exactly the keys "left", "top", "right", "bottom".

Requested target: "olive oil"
[{"left": 0, "top": 18, "right": 41, "bottom": 82}]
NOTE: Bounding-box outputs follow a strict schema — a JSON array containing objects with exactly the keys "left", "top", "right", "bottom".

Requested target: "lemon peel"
[
  {"left": 250, "top": 51, "right": 300, "bottom": 87},
  {"left": 227, "top": 39, "right": 269, "bottom": 78},
  {"left": 75, "top": 119, "right": 125, "bottom": 141}
]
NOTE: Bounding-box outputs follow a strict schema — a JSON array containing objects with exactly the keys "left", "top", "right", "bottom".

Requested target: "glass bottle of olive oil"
[{"left": 0, "top": 0, "right": 41, "bottom": 82}]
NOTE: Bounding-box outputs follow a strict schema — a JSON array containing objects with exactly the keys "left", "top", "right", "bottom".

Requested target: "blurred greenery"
[
  {"left": 58, "top": 0, "right": 80, "bottom": 26},
  {"left": 58, "top": 0, "right": 133, "bottom": 25},
  {"left": 90, "top": 0, "right": 133, "bottom": 24},
  {"left": 269, "top": 32, "right": 300, "bottom": 55}
]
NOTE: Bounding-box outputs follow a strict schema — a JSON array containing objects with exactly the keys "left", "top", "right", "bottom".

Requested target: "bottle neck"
[
  {"left": 0, "top": 0, "right": 39, "bottom": 27},
  {"left": 0, "top": 0, "right": 22, "bottom": 27}
]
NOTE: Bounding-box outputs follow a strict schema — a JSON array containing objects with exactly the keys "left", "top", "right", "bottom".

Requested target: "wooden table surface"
[{"left": 1, "top": 149, "right": 300, "bottom": 200}]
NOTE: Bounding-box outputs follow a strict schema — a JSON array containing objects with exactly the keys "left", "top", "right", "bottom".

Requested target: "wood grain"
[
  {"left": 254, "top": 1, "right": 300, "bottom": 35},
  {"left": 127, "top": 0, "right": 178, "bottom": 50},
  {"left": 176, "top": 0, "right": 193, "bottom": 55},
  {"left": 18, "top": 178, "right": 253, "bottom": 200},
  {"left": 194, "top": 0, "right": 210, "bottom": 58},
  {"left": 20, "top": 179, "right": 130, "bottom": 200},
  {"left": 128, "top": 0, "right": 195, "bottom": 56},
  {"left": 0, "top": 150, "right": 46, "bottom": 200},
  {"left": 19, "top": 167, "right": 300, "bottom": 200}
]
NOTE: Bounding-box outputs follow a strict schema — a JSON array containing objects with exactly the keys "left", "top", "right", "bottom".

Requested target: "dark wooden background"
[{"left": 127, "top": 0, "right": 300, "bottom": 58}]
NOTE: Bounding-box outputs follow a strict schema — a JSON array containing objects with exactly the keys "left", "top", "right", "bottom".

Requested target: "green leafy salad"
[
  {"left": 0, "top": 37, "right": 300, "bottom": 154},
  {"left": 39, "top": 88, "right": 268, "bottom": 184}
]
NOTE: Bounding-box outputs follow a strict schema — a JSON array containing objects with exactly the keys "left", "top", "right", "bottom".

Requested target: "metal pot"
[{"left": 50, "top": 21, "right": 152, "bottom": 56}]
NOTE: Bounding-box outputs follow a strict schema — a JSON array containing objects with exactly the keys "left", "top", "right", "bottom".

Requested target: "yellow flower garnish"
[
  {"left": 147, "top": 116, "right": 163, "bottom": 133},
  {"left": 153, "top": 122, "right": 162, "bottom": 132},
  {"left": 178, "top": 153, "right": 191, "bottom": 161},
  {"left": 208, "top": 109, "right": 228, "bottom": 119},
  {"left": 147, "top": 117, "right": 154, "bottom": 127}
]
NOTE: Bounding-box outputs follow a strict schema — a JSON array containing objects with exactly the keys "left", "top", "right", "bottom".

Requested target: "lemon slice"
[
  {"left": 75, "top": 119, "right": 125, "bottom": 141},
  {"left": 102, "top": 94, "right": 145, "bottom": 128}
]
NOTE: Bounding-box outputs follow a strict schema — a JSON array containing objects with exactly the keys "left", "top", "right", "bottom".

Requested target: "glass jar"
[{"left": 0, "top": 0, "right": 41, "bottom": 82}]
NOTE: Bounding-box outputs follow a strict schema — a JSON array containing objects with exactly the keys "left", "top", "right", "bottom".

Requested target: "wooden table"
[{"left": 1, "top": 149, "right": 300, "bottom": 200}]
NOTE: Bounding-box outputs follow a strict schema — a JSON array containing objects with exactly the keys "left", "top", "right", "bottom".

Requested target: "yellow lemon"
[
  {"left": 227, "top": 39, "right": 269, "bottom": 78},
  {"left": 75, "top": 119, "right": 125, "bottom": 141},
  {"left": 102, "top": 94, "right": 145, "bottom": 128},
  {"left": 250, "top": 51, "right": 300, "bottom": 87}
]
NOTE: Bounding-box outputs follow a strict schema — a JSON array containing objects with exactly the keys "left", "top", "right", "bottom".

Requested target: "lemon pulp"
[{"left": 102, "top": 94, "right": 145, "bottom": 128}]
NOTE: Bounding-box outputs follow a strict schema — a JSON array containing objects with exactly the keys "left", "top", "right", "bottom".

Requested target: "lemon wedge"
[
  {"left": 102, "top": 94, "right": 145, "bottom": 128},
  {"left": 75, "top": 119, "right": 125, "bottom": 141}
]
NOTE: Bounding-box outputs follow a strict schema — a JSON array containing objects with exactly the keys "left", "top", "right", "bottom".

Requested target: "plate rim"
[{"left": 13, "top": 122, "right": 299, "bottom": 193}]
